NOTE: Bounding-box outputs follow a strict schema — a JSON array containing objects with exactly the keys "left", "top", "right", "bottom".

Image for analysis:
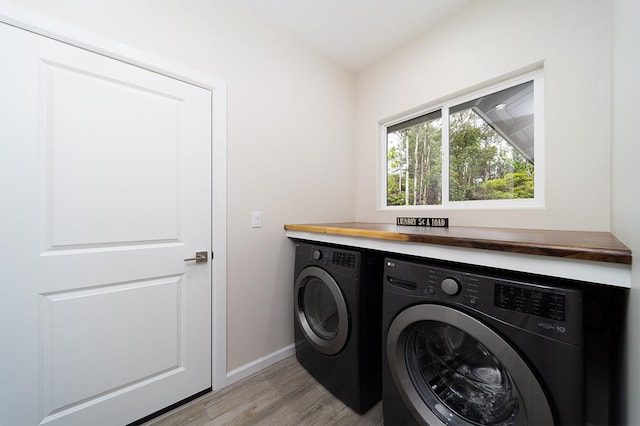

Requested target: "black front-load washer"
[
  {"left": 293, "top": 240, "right": 382, "bottom": 414},
  {"left": 382, "top": 257, "right": 584, "bottom": 425}
]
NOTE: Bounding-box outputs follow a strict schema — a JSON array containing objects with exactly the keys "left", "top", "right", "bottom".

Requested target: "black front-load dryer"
[
  {"left": 293, "top": 241, "right": 383, "bottom": 414},
  {"left": 382, "top": 258, "right": 584, "bottom": 425}
]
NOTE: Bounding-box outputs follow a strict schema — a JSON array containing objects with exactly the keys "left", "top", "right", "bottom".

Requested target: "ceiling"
[{"left": 232, "top": 0, "right": 473, "bottom": 72}]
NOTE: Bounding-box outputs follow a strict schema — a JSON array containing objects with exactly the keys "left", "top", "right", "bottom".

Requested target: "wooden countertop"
[{"left": 284, "top": 222, "right": 632, "bottom": 265}]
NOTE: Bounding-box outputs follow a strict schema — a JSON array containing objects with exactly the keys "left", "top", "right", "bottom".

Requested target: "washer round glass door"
[
  {"left": 386, "top": 304, "right": 554, "bottom": 426},
  {"left": 295, "top": 266, "right": 349, "bottom": 355}
]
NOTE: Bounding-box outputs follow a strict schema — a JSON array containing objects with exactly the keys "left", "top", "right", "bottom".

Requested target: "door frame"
[{"left": 0, "top": 3, "right": 228, "bottom": 391}]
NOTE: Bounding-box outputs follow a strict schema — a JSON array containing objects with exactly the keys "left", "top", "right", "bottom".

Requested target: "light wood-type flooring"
[{"left": 142, "top": 355, "right": 383, "bottom": 426}]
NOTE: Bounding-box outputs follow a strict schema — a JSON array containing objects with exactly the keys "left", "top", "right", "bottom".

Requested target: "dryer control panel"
[{"left": 295, "top": 242, "right": 362, "bottom": 280}]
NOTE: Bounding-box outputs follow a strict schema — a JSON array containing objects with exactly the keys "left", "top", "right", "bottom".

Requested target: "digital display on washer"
[{"left": 494, "top": 283, "right": 566, "bottom": 321}]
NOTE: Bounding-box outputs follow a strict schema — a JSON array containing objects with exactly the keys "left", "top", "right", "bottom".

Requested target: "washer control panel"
[
  {"left": 494, "top": 282, "right": 566, "bottom": 322},
  {"left": 384, "top": 258, "right": 582, "bottom": 345}
]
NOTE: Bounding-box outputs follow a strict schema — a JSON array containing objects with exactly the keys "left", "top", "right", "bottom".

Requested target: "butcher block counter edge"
[{"left": 284, "top": 223, "right": 632, "bottom": 288}]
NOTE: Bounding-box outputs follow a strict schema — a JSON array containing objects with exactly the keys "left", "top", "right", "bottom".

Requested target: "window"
[{"left": 383, "top": 71, "right": 543, "bottom": 208}]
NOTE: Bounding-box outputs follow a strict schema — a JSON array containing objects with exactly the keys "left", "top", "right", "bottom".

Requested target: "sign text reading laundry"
[{"left": 396, "top": 217, "right": 449, "bottom": 227}]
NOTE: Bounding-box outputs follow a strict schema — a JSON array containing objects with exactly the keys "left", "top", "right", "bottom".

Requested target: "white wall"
[
  {"left": 355, "top": 0, "right": 612, "bottom": 232},
  {"left": 3, "top": 0, "right": 356, "bottom": 373},
  {"left": 611, "top": 0, "right": 640, "bottom": 423}
]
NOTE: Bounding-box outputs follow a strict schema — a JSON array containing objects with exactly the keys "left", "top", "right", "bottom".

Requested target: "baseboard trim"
[{"left": 224, "top": 344, "right": 296, "bottom": 387}]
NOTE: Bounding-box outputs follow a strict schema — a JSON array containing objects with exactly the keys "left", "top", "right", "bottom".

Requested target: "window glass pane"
[
  {"left": 449, "top": 81, "right": 534, "bottom": 202},
  {"left": 387, "top": 110, "right": 442, "bottom": 206}
]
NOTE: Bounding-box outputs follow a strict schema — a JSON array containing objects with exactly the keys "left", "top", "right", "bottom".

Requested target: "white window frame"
[{"left": 379, "top": 68, "right": 545, "bottom": 211}]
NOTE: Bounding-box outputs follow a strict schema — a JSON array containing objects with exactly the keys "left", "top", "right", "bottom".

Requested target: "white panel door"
[{"left": 0, "top": 22, "right": 212, "bottom": 426}]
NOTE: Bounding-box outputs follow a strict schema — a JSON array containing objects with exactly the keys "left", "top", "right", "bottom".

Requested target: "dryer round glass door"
[
  {"left": 386, "top": 304, "right": 553, "bottom": 426},
  {"left": 295, "top": 266, "right": 349, "bottom": 355}
]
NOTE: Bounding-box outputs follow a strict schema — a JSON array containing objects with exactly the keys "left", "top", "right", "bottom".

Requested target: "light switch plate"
[{"left": 251, "top": 211, "right": 261, "bottom": 228}]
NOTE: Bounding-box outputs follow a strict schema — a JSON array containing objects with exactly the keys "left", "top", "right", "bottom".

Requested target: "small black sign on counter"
[{"left": 396, "top": 217, "right": 449, "bottom": 227}]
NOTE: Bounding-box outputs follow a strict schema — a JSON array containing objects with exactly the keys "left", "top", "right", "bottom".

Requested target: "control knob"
[
  {"left": 312, "top": 249, "right": 322, "bottom": 260},
  {"left": 441, "top": 277, "right": 461, "bottom": 296}
]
